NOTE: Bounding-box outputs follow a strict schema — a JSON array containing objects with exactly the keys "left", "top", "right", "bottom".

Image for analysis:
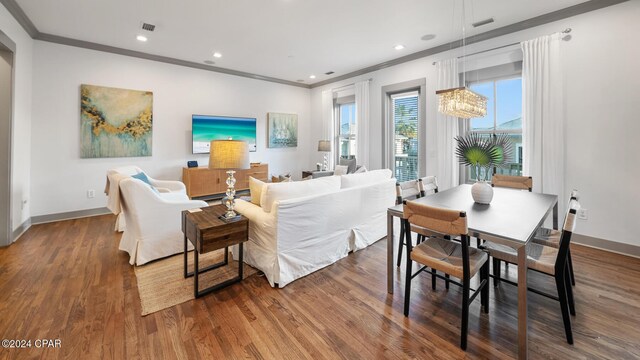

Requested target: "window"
[
  {"left": 392, "top": 92, "right": 419, "bottom": 181},
  {"left": 468, "top": 76, "right": 522, "bottom": 182},
  {"left": 336, "top": 101, "right": 356, "bottom": 160}
]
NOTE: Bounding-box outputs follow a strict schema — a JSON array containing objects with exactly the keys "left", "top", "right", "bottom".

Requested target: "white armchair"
[
  {"left": 117, "top": 177, "right": 208, "bottom": 265},
  {"left": 106, "top": 166, "right": 188, "bottom": 231}
]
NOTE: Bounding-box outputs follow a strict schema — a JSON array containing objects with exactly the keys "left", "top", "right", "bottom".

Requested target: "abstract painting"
[
  {"left": 80, "top": 84, "right": 153, "bottom": 158},
  {"left": 267, "top": 112, "right": 297, "bottom": 148}
]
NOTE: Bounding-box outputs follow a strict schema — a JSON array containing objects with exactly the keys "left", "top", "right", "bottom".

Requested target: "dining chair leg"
[
  {"left": 431, "top": 268, "right": 437, "bottom": 290},
  {"left": 396, "top": 224, "right": 405, "bottom": 267},
  {"left": 492, "top": 258, "right": 501, "bottom": 287},
  {"left": 555, "top": 272, "right": 574, "bottom": 344},
  {"left": 404, "top": 260, "right": 412, "bottom": 316},
  {"left": 568, "top": 249, "right": 576, "bottom": 286},
  {"left": 404, "top": 224, "right": 413, "bottom": 317},
  {"left": 481, "top": 261, "right": 490, "bottom": 313},
  {"left": 445, "top": 274, "right": 450, "bottom": 290},
  {"left": 460, "top": 275, "right": 470, "bottom": 350},
  {"left": 565, "top": 266, "right": 576, "bottom": 316}
]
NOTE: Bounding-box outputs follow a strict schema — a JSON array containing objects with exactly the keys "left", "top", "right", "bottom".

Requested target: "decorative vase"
[{"left": 471, "top": 181, "right": 493, "bottom": 204}]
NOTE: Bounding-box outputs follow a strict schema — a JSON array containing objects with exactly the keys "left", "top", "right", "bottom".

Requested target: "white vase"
[{"left": 471, "top": 181, "right": 493, "bottom": 204}]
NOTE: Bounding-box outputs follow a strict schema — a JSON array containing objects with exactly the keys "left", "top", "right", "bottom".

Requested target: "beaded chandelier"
[{"left": 436, "top": 87, "right": 487, "bottom": 118}]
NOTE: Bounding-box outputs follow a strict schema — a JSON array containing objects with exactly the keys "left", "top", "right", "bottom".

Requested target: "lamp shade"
[
  {"left": 317, "top": 140, "right": 331, "bottom": 152},
  {"left": 208, "top": 139, "right": 250, "bottom": 170}
]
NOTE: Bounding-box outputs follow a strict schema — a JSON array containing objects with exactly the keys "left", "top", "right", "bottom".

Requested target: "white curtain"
[
  {"left": 321, "top": 90, "right": 335, "bottom": 170},
  {"left": 436, "top": 58, "right": 461, "bottom": 190},
  {"left": 354, "top": 80, "right": 370, "bottom": 168},
  {"left": 521, "top": 34, "right": 565, "bottom": 214}
]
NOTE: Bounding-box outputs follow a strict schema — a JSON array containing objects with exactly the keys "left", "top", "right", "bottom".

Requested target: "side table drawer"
[{"left": 197, "top": 221, "right": 248, "bottom": 253}]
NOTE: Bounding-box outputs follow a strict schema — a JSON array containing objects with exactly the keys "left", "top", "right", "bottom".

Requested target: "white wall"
[
  {"left": 310, "top": 1, "right": 640, "bottom": 247},
  {"left": 30, "top": 41, "right": 310, "bottom": 217},
  {"left": 0, "top": 2, "right": 33, "bottom": 235}
]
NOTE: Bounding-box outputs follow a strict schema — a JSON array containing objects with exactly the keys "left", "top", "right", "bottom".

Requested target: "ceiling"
[{"left": 15, "top": 0, "right": 591, "bottom": 85}]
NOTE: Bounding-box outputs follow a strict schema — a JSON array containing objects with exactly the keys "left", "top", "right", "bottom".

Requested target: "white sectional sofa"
[{"left": 234, "top": 169, "right": 396, "bottom": 287}]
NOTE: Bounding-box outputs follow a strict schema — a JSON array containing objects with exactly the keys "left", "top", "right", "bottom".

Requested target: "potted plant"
[{"left": 454, "top": 133, "right": 513, "bottom": 204}]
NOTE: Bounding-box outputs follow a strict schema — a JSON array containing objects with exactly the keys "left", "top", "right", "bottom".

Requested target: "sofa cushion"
[
  {"left": 249, "top": 176, "right": 265, "bottom": 205},
  {"left": 341, "top": 169, "right": 392, "bottom": 189},
  {"left": 260, "top": 175, "right": 341, "bottom": 212},
  {"left": 339, "top": 158, "right": 357, "bottom": 174}
]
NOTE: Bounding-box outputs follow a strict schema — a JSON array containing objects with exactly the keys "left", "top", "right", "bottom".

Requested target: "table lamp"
[
  {"left": 317, "top": 140, "right": 331, "bottom": 171},
  {"left": 209, "top": 139, "right": 250, "bottom": 219}
]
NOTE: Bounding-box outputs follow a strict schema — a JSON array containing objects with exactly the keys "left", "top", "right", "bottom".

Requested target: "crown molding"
[
  {"left": 1, "top": 0, "right": 629, "bottom": 90},
  {"left": 310, "top": 0, "right": 629, "bottom": 88}
]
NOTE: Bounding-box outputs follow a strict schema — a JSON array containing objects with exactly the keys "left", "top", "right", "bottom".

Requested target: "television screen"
[{"left": 192, "top": 115, "right": 257, "bottom": 154}]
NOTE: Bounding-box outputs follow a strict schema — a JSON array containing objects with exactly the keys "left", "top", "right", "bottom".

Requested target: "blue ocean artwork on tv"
[{"left": 192, "top": 115, "right": 257, "bottom": 153}]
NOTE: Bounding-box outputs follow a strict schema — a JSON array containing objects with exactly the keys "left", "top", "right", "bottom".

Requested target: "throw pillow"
[
  {"left": 354, "top": 165, "right": 367, "bottom": 173},
  {"left": 131, "top": 172, "right": 159, "bottom": 193},
  {"left": 339, "top": 158, "right": 357, "bottom": 174},
  {"left": 249, "top": 176, "right": 265, "bottom": 205},
  {"left": 334, "top": 165, "right": 349, "bottom": 176}
]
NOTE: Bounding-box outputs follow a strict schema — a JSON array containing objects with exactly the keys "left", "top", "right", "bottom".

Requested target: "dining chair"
[
  {"left": 533, "top": 189, "right": 579, "bottom": 286},
  {"left": 418, "top": 176, "right": 438, "bottom": 197},
  {"left": 491, "top": 174, "right": 533, "bottom": 192},
  {"left": 396, "top": 180, "right": 423, "bottom": 267},
  {"left": 481, "top": 199, "right": 580, "bottom": 344},
  {"left": 403, "top": 201, "right": 490, "bottom": 350}
]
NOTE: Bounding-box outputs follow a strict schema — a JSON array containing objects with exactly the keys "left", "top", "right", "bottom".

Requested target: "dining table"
[{"left": 386, "top": 184, "right": 558, "bottom": 360}]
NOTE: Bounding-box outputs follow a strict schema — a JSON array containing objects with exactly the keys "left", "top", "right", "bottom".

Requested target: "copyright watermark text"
[{"left": 2, "top": 339, "right": 62, "bottom": 348}]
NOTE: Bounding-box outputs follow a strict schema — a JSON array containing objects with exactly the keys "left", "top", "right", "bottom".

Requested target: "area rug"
[{"left": 134, "top": 249, "right": 258, "bottom": 315}]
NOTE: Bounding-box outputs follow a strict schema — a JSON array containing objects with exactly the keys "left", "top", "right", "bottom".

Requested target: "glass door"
[{"left": 391, "top": 92, "right": 419, "bottom": 181}]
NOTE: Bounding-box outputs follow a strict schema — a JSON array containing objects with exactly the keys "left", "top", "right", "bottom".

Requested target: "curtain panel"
[
  {"left": 521, "top": 33, "right": 565, "bottom": 215},
  {"left": 436, "top": 58, "right": 461, "bottom": 190},
  {"left": 355, "top": 80, "right": 370, "bottom": 168}
]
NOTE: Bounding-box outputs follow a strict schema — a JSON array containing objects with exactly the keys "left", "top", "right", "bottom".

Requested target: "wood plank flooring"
[{"left": 1, "top": 214, "right": 639, "bottom": 359}]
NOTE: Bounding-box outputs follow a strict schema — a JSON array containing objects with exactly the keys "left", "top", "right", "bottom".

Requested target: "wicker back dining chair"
[
  {"left": 418, "top": 176, "right": 438, "bottom": 197},
  {"left": 482, "top": 199, "right": 580, "bottom": 344},
  {"left": 395, "top": 180, "right": 423, "bottom": 267},
  {"left": 491, "top": 174, "right": 533, "bottom": 192},
  {"left": 533, "top": 189, "right": 579, "bottom": 285},
  {"left": 403, "top": 201, "right": 490, "bottom": 350}
]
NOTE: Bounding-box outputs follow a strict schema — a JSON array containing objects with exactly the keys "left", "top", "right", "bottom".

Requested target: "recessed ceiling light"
[
  {"left": 394, "top": 44, "right": 405, "bottom": 50},
  {"left": 309, "top": 75, "right": 316, "bottom": 79},
  {"left": 204, "top": 60, "right": 215, "bottom": 65},
  {"left": 136, "top": 35, "right": 148, "bottom": 42},
  {"left": 421, "top": 34, "right": 436, "bottom": 41},
  {"left": 213, "top": 52, "right": 222, "bottom": 58}
]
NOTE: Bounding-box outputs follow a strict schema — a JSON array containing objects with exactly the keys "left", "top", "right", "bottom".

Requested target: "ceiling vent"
[
  {"left": 324, "top": 71, "right": 334, "bottom": 75},
  {"left": 472, "top": 18, "right": 494, "bottom": 28},
  {"left": 141, "top": 22, "right": 156, "bottom": 32}
]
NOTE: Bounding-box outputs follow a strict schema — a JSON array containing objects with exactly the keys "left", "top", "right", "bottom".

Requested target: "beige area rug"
[{"left": 134, "top": 249, "right": 259, "bottom": 316}]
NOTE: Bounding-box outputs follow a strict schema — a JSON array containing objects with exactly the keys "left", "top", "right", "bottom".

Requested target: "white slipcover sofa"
[
  {"left": 234, "top": 169, "right": 396, "bottom": 287},
  {"left": 115, "top": 172, "right": 207, "bottom": 265}
]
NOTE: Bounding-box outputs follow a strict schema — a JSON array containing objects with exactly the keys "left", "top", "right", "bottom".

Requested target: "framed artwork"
[
  {"left": 267, "top": 112, "right": 298, "bottom": 148},
  {"left": 80, "top": 84, "right": 153, "bottom": 158}
]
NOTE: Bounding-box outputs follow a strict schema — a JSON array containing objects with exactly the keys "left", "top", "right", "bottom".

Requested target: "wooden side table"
[{"left": 181, "top": 204, "right": 249, "bottom": 298}]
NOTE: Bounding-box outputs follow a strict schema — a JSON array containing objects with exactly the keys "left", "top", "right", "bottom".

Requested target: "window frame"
[
  {"left": 465, "top": 72, "right": 523, "bottom": 182},
  {"left": 334, "top": 95, "right": 356, "bottom": 162}
]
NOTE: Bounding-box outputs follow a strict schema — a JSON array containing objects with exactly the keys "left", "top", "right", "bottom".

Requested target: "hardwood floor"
[{"left": 1, "top": 214, "right": 639, "bottom": 359}]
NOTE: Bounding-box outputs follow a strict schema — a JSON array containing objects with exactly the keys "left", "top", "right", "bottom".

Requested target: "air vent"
[
  {"left": 472, "top": 18, "right": 494, "bottom": 28},
  {"left": 141, "top": 23, "right": 156, "bottom": 32},
  {"left": 324, "top": 71, "right": 334, "bottom": 75}
]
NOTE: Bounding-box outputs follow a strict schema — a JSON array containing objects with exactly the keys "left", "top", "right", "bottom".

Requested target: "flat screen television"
[{"left": 192, "top": 114, "right": 257, "bottom": 154}]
